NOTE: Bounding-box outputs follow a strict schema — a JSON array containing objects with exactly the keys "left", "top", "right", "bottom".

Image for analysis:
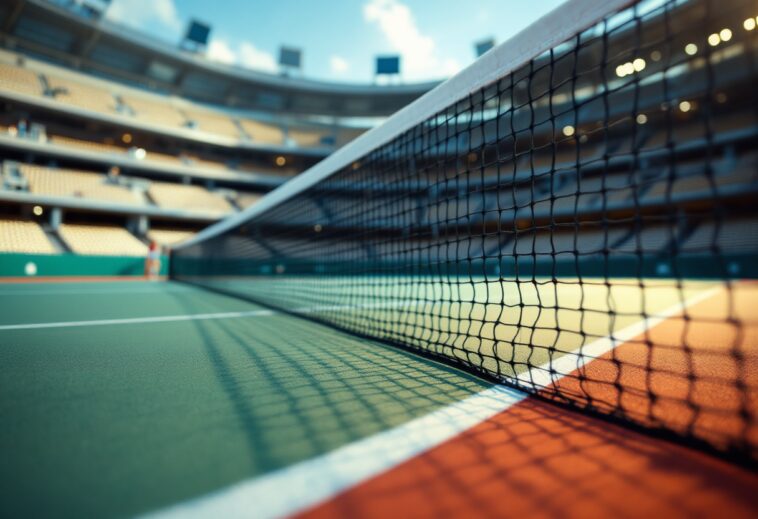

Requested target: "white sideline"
[
  {"left": 514, "top": 286, "right": 722, "bottom": 388},
  {"left": 144, "top": 287, "right": 720, "bottom": 519}
]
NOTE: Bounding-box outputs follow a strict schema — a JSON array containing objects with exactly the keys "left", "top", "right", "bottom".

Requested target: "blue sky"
[{"left": 104, "top": 0, "right": 567, "bottom": 83}]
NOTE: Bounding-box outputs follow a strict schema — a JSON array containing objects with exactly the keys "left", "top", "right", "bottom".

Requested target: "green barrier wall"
[{"left": 0, "top": 253, "right": 169, "bottom": 277}]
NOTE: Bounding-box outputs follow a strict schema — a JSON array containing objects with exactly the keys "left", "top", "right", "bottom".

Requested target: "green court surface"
[{"left": 0, "top": 281, "right": 489, "bottom": 518}]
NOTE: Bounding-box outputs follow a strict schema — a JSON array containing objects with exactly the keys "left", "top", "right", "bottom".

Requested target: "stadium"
[{"left": 0, "top": 0, "right": 756, "bottom": 517}]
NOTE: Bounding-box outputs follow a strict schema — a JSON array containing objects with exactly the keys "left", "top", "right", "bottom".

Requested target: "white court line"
[
  {"left": 0, "top": 300, "right": 419, "bottom": 331},
  {"left": 144, "top": 286, "right": 721, "bottom": 519},
  {"left": 0, "top": 285, "right": 195, "bottom": 297},
  {"left": 514, "top": 286, "right": 722, "bottom": 390},
  {"left": 0, "top": 309, "right": 276, "bottom": 331}
]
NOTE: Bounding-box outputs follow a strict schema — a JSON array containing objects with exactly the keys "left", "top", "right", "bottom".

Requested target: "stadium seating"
[
  {"left": 147, "top": 229, "right": 195, "bottom": 247},
  {"left": 48, "top": 134, "right": 126, "bottom": 155},
  {"left": 0, "top": 220, "right": 57, "bottom": 254},
  {"left": 238, "top": 162, "right": 298, "bottom": 177},
  {"left": 20, "top": 164, "right": 143, "bottom": 206},
  {"left": 183, "top": 109, "right": 240, "bottom": 139},
  {"left": 0, "top": 62, "right": 42, "bottom": 97},
  {"left": 47, "top": 75, "right": 117, "bottom": 114},
  {"left": 185, "top": 155, "right": 228, "bottom": 170},
  {"left": 235, "top": 192, "right": 263, "bottom": 209},
  {"left": 143, "top": 150, "right": 184, "bottom": 165},
  {"left": 682, "top": 218, "right": 757, "bottom": 255},
  {"left": 147, "top": 181, "right": 234, "bottom": 215},
  {"left": 287, "top": 128, "right": 329, "bottom": 148},
  {"left": 238, "top": 118, "right": 284, "bottom": 145},
  {"left": 59, "top": 224, "right": 148, "bottom": 256},
  {"left": 123, "top": 94, "right": 187, "bottom": 128}
]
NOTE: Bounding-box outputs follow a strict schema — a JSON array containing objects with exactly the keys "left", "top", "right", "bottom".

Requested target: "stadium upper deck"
[{"left": 0, "top": 0, "right": 436, "bottom": 117}]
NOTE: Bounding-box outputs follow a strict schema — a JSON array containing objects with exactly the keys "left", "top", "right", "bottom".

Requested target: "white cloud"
[
  {"left": 330, "top": 55, "right": 350, "bottom": 74},
  {"left": 105, "top": 0, "right": 183, "bottom": 37},
  {"left": 206, "top": 39, "right": 277, "bottom": 73},
  {"left": 238, "top": 42, "right": 277, "bottom": 73},
  {"left": 207, "top": 39, "right": 236, "bottom": 65},
  {"left": 363, "top": 0, "right": 461, "bottom": 80}
]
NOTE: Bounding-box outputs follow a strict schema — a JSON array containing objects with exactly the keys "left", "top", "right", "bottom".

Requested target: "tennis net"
[{"left": 172, "top": 0, "right": 758, "bottom": 462}]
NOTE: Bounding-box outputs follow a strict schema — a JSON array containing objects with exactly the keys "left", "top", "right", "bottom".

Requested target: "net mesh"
[{"left": 172, "top": 0, "right": 758, "bottom": 461}]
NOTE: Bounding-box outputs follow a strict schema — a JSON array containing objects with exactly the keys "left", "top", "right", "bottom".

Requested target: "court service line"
[{"left": 144, "top": 285, "right": 722, "bottom": 519}]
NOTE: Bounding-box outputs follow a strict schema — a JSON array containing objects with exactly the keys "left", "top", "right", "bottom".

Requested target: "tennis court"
[{"left": 0, "top": 279, "right": 755, "bottom": 517}]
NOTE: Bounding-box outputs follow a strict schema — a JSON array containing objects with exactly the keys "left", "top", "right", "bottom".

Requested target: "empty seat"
[
  {"left": 148, "top": 182, "right": 234, "bottom": 215},
  {"left": 124, "top": 95, "right": 187, "bottom": 128},
  {"left": 148, "top": 229, "right": 195, "bottom": 247},
  {"left": 20, "top": 164, "right": 143, "bottom": 206},
  {"left": 184, "top": 155, "right": 228, "bottom": 171},
  {"left": 184, "top": 109, "right": 240, "bottom": 139},
  {"left": 0, "top": 220, "right": 56, "bottom": 254},
  {"left": 47, "top": 75, "right": 117, "bottom": 114},
  {"left": 48, "top": 134, "right": 126, "bottom": 155},
  {"left": 681, "top": 219, "right": 758, "bottom": 255},
  {"left": 0, "top": 63, "right": 42, "bottom": 96},
  {"left": 59, "top": 224, "right": 148, "bottom": 256},
  {"left": 239, "top": 119, "right": 284, "bottom": 145}
]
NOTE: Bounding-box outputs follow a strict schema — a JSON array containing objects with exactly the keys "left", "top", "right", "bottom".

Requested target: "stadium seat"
[
  {"left": 147, "top": 229, "right": 195, "bottom": 247},
  {"left": 0, "top": 219, "right": 57, "bottom": 254},
  {"left": 183, "top": 109, "right": 241, "bottom": 139},
  {"left": 47, "top": 75, "right": 117, "bottom": 114},
  {"left": 238, "top": 118, "right": 284, "bottom": 145},
  {"left": 147, "top": 181, "right": 234, "bottom": 215},
  {"left": 48, "top": 134, "right": 126, "bottom": 155},
  {"left": 20, "top": 164, "right": 144, "bottom": 206},
  {"left": 0, "top": 62, "right": 43, "bottom": 97},
  {"left": 123, "top": 94, "right": 187, "bottom": 128},
  {"left": 59, "top": 224, "right": 148, "bottom": 256}
]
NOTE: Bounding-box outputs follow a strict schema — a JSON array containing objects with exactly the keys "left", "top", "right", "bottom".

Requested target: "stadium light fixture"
[
  {"left": 279, "top": 47, "right": 303, "bottom": 76},
  {"left": 707, "top": 33, "right": 721, "bottom": 46},
  {"left": 679, "top": 100, "right": 692, "bottom": 112},
  {"left": 375, "top": 56, "right": 401, "bottom": 83},
  {"left": 744, "top": 17, "right": 756, "bottom": 30},
  {"left": 562, "top": 125, "right": 575, "bottom": 137},
  {"left": 636, "top": 114, "right": 648, "bottom": 124},
  {"left": 32, "top": 205, "right": 43, "bottom": 216},
  {"left": 719, "top": 28, "right": 733, "bottom": 41},
  {"left": 684, "top": 43, "right": 698, "bottom": 55},
  {"left": 182, "top": 20, "right": 212, "bottom": 53}
]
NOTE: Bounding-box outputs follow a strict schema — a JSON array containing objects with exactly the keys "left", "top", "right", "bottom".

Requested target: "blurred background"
[{"left": 0, "top": 0, "right": 562, "bottom": 277}]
